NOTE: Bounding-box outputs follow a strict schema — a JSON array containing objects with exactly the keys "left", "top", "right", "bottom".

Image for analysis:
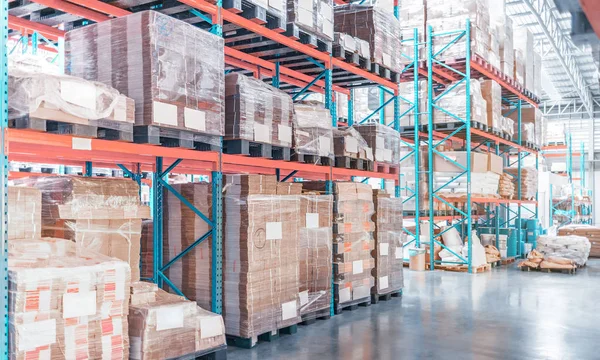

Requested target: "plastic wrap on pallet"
[
  {"left": 302, "top": 181, "right": 374, "bottom": 306},
  {"left": 334, "top": 4, "right": 403, "bottom": 73},
  {"left": 504, "top": 167, "right": 538, "bottom": 200},
  {"left": 399, "top": 145, "right": 427, "bottom": 212},
  {"left": 223, "top": 175, "right": 301, "bottom": 338},
  {"left": 480, "top": 80, "right": 502, "bottom": 130},
  {"left": 287, "top": 0, "right": 334, "bottom": 41},
  {"left": 140, "top": 219, "right": 153, "bottom": 280},
  {"left": 433, "top": 172, "right": 500, "bottom": 199},
  {"left": 426, "top": 0, "right": 491, "bottom": 63},
  {"left": 513, "top": 25, "right": 534, "bottom": 91},
  {"left": 533, "top": 52, "right": 542, "bottom": 97},
  {"left": 353, "top": 123, "right": 401, "bottom": 164},
  {"left": 399, "top": 0, "right": 426, "bottom": 64},
  {"left": 372, "top": 191, "right": 404, "bottom": 295},
  {"left": 8, "top": 237, "right": 131, "bottom": 360},
  {"left": 558, "top": 225, "right": 600, "bottom": 257},
  {"left": 433, "top": 79, "right": 487, "bottom": 126},
  {"left": 336, "top": 92, "right": 348, "bottom": 122},
  {"left": 129, "top": 287, "right": 226, "bottom": 359},
  {"left": 225, "top": 73, "right": 294, "bottom": 148},
  {"left": 8, "top": 186, "right": 41, "bottom": 240},
  {"left": 64, "top": 11, "right": 224, "bottom": 146},
  {"left": 14, "top": 176, "right": 150, "bottom": 282},
  {"left": 499, "top": 173, "right": 516, "bottom": 199},
  {"left": 293, "top": 101, "right": 334, "bottom": 159},
  {"left": 508, "top": 107, "right": 542, "bottom": 145},
  {"left": 495, "top": 15, "right": 514, "bottom": 78},
  {"left": 298, "top": 194, "right": 333, "bottom": 316},
  {"left": 502, "top": 117, "right": 515, "bottom": 138},
  {"left": 536, "top": 235, "right": 590, "bottom": 266},
  {"left": 353, "top": 87, "right": 394, "bottom": 126},
  {"left": 398, "top": 80, "right": 427, "bottom": 128},
  {"left": 237, "top": 0, "right": 287, "bottom": 26},
  {"left": 333, "top": 126, "right": 373, "bottom": 160}
]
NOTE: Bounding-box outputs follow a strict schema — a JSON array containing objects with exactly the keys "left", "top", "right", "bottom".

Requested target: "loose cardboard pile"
[
  {"left": 558, "top": 225, "right": 600, "bottom": 258},
  {"left": 372, "top": 191, "right": 404, "bottom": 296}
]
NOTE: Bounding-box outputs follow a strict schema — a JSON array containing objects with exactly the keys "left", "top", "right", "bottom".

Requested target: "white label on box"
[
  {"left": 268, "top": 0, "right": 283, "bottom": 12},
  {"left": 60, "top": 79, "right": 97, "bottom": 111},
  {"left": 112, "top": 317, "right": 123, "bottom": 335},
  {"left": 345, "top": 137, "right": 358, "bottom": 153},
  {"left": 299, "top": 290, "right": 309, "bottom": 306},
  {"left": 384, "top": 149, "right": 393, "bottom": 162},
  {"left": 266, "top": 222, "right": 283, "bottom": 240},
  {"left": 376, "top": 135, "right": 385, "bottom": 149},
  {"left": 382, "top": 53, "right": 392, "bottom": 67},
  {"left": 319, "top": 136, "right": 331, "bottom": 156},
  {"left": 39, "top": 290, "right": 51, "bottom": 311},
  {"left": 343, "top": 34, "right": 356, "bottom": 52},
  {"left": 306, "top": 213, "right": 319, "bottom": 229},
  {"left": 298, "top": 0, "right": 313, "bottom": 9},
  {"left": 152, "top": 101, "right": 178, "bottom": 126},
  {"left": 354, "top": 285, "right": 369, "bottom": 299},
  {"left": 379, "top": 276, "right": 389, "bottom": 290},
  {"left": 39, "top": 349, "right": 51, "bottom": 360},
  {"left": 63, "top": 291, "right": 97, "bottom": 319},
  {"left": 366, "top": 148, "right": 374, "bottom": 160},
  {"left": 156, "top": 305, "right": 184, "bottom": 331},
  {"left": 321, "top": 3, "right": 332, "bottom": 21},
  {"left": 18, "top": 319, "right": 56, "bottom": 351},
  {"left": 298, "top": 8, "right": 313, "bottom": 27},
  {"left": 254, "top": 123, "right": 270, "bottom": 143},
  {"left": 323, "top": 20, "right": 333, "bottom": 38},
  {"left": 184, "top": 107, "right": 206, "bottom": 131},
  {"left": 339, "top": 287, "right": 351, "bottom": 303},
  {"left": 115, "top": 266, "right": 126, "bottom": 301},
  {"left": 113, "top": 98, "right": 126, "bottom": 122},
  {"left": 72, "top": 137, "right": 92, "bottom": 150},
  {"left": 395, "top": 246, "right": 403, "bottom": 259},
  {"left": 278, "top": 124, "right": 292, "bottom": 144},
  {"left": 360, "top": 41, "right": 370, "bottom": 57},
  {"left": 200, "top": 316, "right": 223, "bottom": 339},
  {"left": 352, "top": 260, "right": 363, "bottom": 275},
  {"left": 102, "top": 335, "right": 112, "bottom": 359},
  {"left": 380, "top": 243, "right": 389, "bottom": 256},
  {"left": 281, "top": 300, "right": 297, "bottom": 321},
  {"left": 130, "top": 337, "right": 142, "bottom": 360}
]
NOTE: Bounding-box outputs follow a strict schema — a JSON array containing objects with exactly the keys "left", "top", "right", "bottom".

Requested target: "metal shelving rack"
[
  {"left": 548, "top": 133, "right": 576, "bottom": 226},
  {"left": 425, "top": 19, "right": 540, "bottom": 273}
]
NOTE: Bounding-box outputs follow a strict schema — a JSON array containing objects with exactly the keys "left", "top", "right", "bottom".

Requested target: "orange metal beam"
[
  {"left": 471, "top": 128, "right": 537, "bottom": 154},
  {"left": 29, "top": 0, "right": 111, "bottom": 22},
  {"left": 67, "top": 0, "right": 130, "bottom": 17},
  {"left": 470, "top": 60, "right": 538, "bottom": 108},
  {"left": 8, "top": 15, "right": 65, "bottom": 41},
  {"left": 542, "top": 145, "right": 567, "bottom": 151},
  {"left": 544, "top": 152, "right": 581, "bottom": 158}
]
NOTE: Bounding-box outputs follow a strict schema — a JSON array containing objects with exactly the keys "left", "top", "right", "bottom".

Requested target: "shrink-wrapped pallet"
[
  {"left": 293, "top": 101, "right": 334, "bottom": 159},
  {"left": 223, "top": 175, "right": 301, "bottom": 338},
  {"left": 303, "top": 182, "right": 374, "bottom": 307},
  {"left": 15, "top": 177, "right": 150, "bottom": 282},
  {"left": 353, "top": 87, "right": 395, "bottom": 126},
  {"left": 8, "top": 238, "right": 131, "bottom": 360},
  {"left": 334, "top": 4, "right": 403, "bottom": 73},
  {"left": 433, "top": 172, "right": 500, "bottom": 199},
  {"left": 558, "top": 225, "right": 600, "bottom": 257},
  {"left": 8, "top": 186, "right": 41, "bottom": 240},
  {"left": 372, "top": 191, "right": 404, "bottom": 296},
  {"left": 64, "top": 11, "right": 224, "bottom": 144},
  {"left": 298, "top": 194, "right": 333, "bottom": 316},
  {"left": 287, "top": 0, "right": 334, "bottom": 41},
  {"left": 533, "top": 52, "right": 542, "bottom": 97},
  {"left": 508, "top": 107, "right": 543, "bottom": 145},
  {"left": 399, "top": 145, "right": 427, "bottom": 213},
  {"left": 502, "top": 117, "right": 515, "bottom": 138},
  {"left": 334, "top": 32, "right": 371, "bottom": 59},
  {"left": 398, "top": 80, "right": 428, "bottom": 128},
  {"left": 505, "top": 167, "right": 537, "bottom": 200},
  {"left": 496, "top": 16, "right": 514, "bottom": 78},
  {"left": 536, "top": 235, "right": 590, "bottom": 267},
  {"left": 333, "top": 126, "right": 373, "bottom": 160},
  {"left": 129, "top": 288, "right": 225, "bottom": 359},
  {"left": 480, "top": 80, "right": 502, "bottom": 130},
  {"left": 354, "top": 123, "right": 401, "bottom": 164},
  {"left": 433, "top": 79, "right": 487, "bottom": 126},
  {"left": 225, "top": 73, "right": 294, "bottom": 148},
  {"left": 399, "top": 0, "right": 426, "bottom": 63},
  {"left": 513, "top": 26, "right": 534, "bottom": 91}
]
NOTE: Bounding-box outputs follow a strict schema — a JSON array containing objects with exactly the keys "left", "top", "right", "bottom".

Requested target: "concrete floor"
[{"left": 227, "top": 260, "right": 600, "bottom": 360}]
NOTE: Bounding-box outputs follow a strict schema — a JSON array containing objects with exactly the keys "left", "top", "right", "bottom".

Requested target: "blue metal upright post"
[
  {"left": 84, "top": 161, "right": 92, "bottom": 177},
  {"left": 1, "top": 0, "right": 9, "bottom": 353},
  {"left": 465, "top": 19, "right": 473, "bottom": 273},
  {"left": 426, "top": 24, "right": 435, "bottom": 270},
  {"left": 211, "top": 170, "right": 223, "bottom": 314},
  {"left": 325, "top": 180, "right": 334, "bottom": 316},
  {"left": 348, "top": 89, "right": 354, "bottom": 126},
  {"left": 153, "top": 157, "right": 164, "bottom": 287},
  {"left": 412, "top": 27, "right": 420, "bottom": 247},
  {"left": 516, "top": 100, "right": 522, "bottom": 257}
]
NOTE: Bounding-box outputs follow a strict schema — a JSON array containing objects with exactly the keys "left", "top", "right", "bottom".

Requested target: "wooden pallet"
[
  {"left": 223, "top": 0, "right": 285, "bottom": 32},
  {"left": 285, "top": 23, "right": 332, "bottom": 53},
  {"left": 332, "top": 43, "right": 371, "bottom": 72},
  {"left": 169, "top": 345, "right": 227, "bottom": 360},
  {"left": 520, "top": 265, "right": 577, "bottom": 275},
  {"left": 369, "top": 61, "right": 401, "bottom": 83},
  {"left": 430, "top": 120, "right": 487, "bottom": 132},
  {"left": 226, "top": 324, "right": 298, "bottom": 349},
  {"left": 501, "top": 257, "right": 516, "bottom": 265},
  {"left": 223, "top": 139, "right": 291, "bottom": 160},
  {"left": 299, "top": 307, "right": 331, "bottom": 325},
  {"left": 334, "top": 296, "right": 371, "bottom": 315},
  {"left": 427, "top": 263, "right": 491, "bottom": 273},
  {"left": 334, "top": 156, "right": 373, "bottom": 171},
  {"left": 371, "top": 289, "right": 402, "bottom": 304},
  {"left": 9, "top": 117, "right": 134, "bottom": 142},
  {"left": 292, "top": 153, "right": 333, "bottom": 166},
  {"left": 133, "top": 125, "right": 221, "bottom": 150}
]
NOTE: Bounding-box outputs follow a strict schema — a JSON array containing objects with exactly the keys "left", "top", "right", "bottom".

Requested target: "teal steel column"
[
  {"left": 0, "top": 0, "right": 9, "bottom": 353},
  {"left": 379, "top": 87, "right": 385, "bottom": 124},
  {"left": 413, "top": 27, "right": 420, "bottom": 247},
  {"left": 348, "top": 89, "right": 354, "bottom": 125},
  {"left": 569, "top": 133, "right": 574, "bottom": 223},
  {"left": 84, "top": 161, "right": 92, "bottom": 177},
  {"left": 325, "top": 60, "right": 336, "bottom": 127},
  {"left": 426, "top": 24, "right": 435, "bottom": 270},
  {"left": 516, "top": 100, "right": 522, "bottom": 257},
  {"left": 153, "top": 157, "right": 164, "bottom": 287},
  {"left": 325, "top": 180, "right": 335, "bottom": 316},
  {"left": 496, "top": 144, "right": 500, "bottom": 249},
  {"left": 211, "top": 170, "right": 223, "bottom": 314},
  {"left": 273, "top": 61, "right": 280, "bottom": 89},
  {"left": 465, "top": 19, "right": 473, "bottom": 273},
  {"left": 211, "top": 0, "right": 223, "bottom": 35}
]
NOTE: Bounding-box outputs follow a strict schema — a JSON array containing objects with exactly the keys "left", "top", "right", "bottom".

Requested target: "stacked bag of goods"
[
  {"left": 372, "top": 190, "right": 405, "bottom": 297},
  {"left": 287, "top": 0, "right": 334, "bottom": 41},
  {"left": 332, "top": 126, "right": 373, "bottom": 163},
  {"left": 334, "top": 4, "right": 403, "bottom": 73},
  {"left": 485, "top": 245, "right": 502, "bottom": 263},
  {"left": 224, "top": 73, "right": 294, "bottom": 150},
  {"left": 354, "top": 123, "right": 401, "bottom": 165},
  {"left": 518, "top": 249, "right": 578, "bottom": 271},
  {"left": 558, "top": 225, "right": 600, "bottom": 257},
  {"left": 223, "top": 175, "right": 301, "bottom": 340},
  {"left": 64, "top": 11, "right": 225, "bottom": 146},
  {"left": 433, "top": 80, "right": 487, "bottom": 126},
  {"left": 439, "top": 228, "right": 487, "bottom": 267},
  {"left": 504, "top": 167, "right": 538, "bottom": 200},
  {"left": 499, "top": 173, "right": 516, "bottom": 199},
  {"left": 536, "top": 235, "right": 591, "bottom": 267},
  {"left": 293, "top": 101, "right": 334, "bottom": 162}
]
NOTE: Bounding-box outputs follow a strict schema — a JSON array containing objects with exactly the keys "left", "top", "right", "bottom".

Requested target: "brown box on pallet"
[
  {"left": 353, "top": 123, "right": 401, "bottom": 165},
  {"left": 8, "top": 186, "right": 42, "bottom": 241},
  {"left": 64, "top": 11, "right": 224, "bottom": 140}
]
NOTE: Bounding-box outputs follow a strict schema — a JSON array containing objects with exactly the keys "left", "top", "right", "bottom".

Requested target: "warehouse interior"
[{"left": 2, "top": 0, "right": 600, "bottom": 358}]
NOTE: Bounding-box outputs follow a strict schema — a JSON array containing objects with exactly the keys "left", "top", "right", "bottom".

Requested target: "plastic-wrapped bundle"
[
  {"left": 8, "top": 186, "right": 41, "bottom": 240},
  {"left": 513, "top": 25, "right": 534, "bottom": 90},
  {"left": 333, "top": 126, "right": 373, "bottom": 160},
  {"left": 298, "top": 194, "right": 333, "bottom": 317},
  {"left": 129, "top": 288, "right": 226, "bottom": 359},
  {"left": 495, "top": 15, "right": 514, "bottom": 77},
  {"left": 8, "top": 238, "right": 131, "bottom": 360},
  {"left": 536, "top": 235, "right": 590, "bottom": 266},
  {"left": 426, "top": 0, "right": 491, "bottom": 63},
  {"left": 14, "top": 176, "right": 150, "bottom": 282},
  {"left": 509, "top": 107, "right": 543, "bottom": 145},
  {"left": 287, "top": 0, "right": 334, "bottom": 41},
  {"left": 225, "top": 73, "right": 294, "bottom": 148},
  {"left": 433, "top": 79, "right": 487, "bottom": 126},
  {"left": 533, "top": 52, "right": 542, "bottom": 96},
  {"left": 399, "top": 145, "right": 427, "bottom": 212},
  {"left": 293, "top": 101, "right": 334, "bottom": 159},
  {"left": 372, "top": 191, "right": 404, "bottom": 296},
  {"left": 334, "top": 33, "right": 371, "bottom": 59},
  {"left": 9, "top": 66, "right": 134, "bottom": 124},
  {"left": 223, "top": 175, "right": 301, "bottom": 338},
  {"left": 353, "top": 87, "right": 395, "bottom": 125},
  {"left": 433, "top": 172, "right": 500, "bottom": 199},
  {"left": 505, "top": 167, "right": 537, "bottom": 200},
  {"left": 480, "top": 80, "right": 502, "bottom": 130},
  {"left": 334, "top": 4, "right": 403, "bottom": 73},
  {"left": 502, "top": 117, "right": 515, "bottom": 138},
  {"left": 499, "top": 173, "right": 515, "bottom": 199},
  {"left": 398, "top": 80, "right": 427, "bottom": 127},
  {"left": 558, "top": 225, "right": 600, "bottom": 257},
  {"left": 354, "top": 123, "right": 401, "bottom": 164},
  {"left": 399, "top": 0, "right": 426, "bottom": 63},
  {"left": 64, "top": 11, "right": 224, "bottom": 144}
]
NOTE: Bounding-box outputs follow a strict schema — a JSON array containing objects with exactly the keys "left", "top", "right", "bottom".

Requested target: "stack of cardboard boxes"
[
  {"left": 287, "top": 0, "right": 334, "bottom": 41},
  {"left": 333, "top": 127, "right": 373, "bottom": 163},
  {"left": 293, "top": 101, "right": 335, "bottom": 160},
  {"left": 354, "top": 123, "right": 401, "bottom": 165}
]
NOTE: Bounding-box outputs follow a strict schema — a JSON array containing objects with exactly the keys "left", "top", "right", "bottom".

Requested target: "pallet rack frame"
[{"left": 549, "top": 133, "right": 575, "bottom": 226}]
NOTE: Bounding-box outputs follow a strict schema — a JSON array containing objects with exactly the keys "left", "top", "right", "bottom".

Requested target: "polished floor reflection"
[{"left": 227, "top": 260, "right": 600, "bottom": 360}]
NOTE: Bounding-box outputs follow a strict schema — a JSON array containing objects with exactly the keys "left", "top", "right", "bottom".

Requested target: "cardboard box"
[
  {"left": 488, "top": 153, "right": 503, "bottom": 175},
  {"left": 432, "top": 151, "right": 488, "bottom": 173},
  {"left": 8, "top": 186, "right": 42, "bottom": 240}
]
